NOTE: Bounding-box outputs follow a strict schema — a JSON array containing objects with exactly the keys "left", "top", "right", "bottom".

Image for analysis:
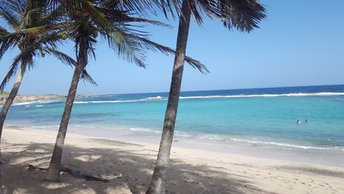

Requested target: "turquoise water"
[{"left": 5, "top": 85, "right": 344, "bottom": 151}]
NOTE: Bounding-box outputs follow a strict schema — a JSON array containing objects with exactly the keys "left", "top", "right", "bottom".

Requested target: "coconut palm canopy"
[
  {"left": 51, "top": 0, "right": 265, "bottom": 30},
  {"left": 0, "top": 0, "right": 209, "bottom": 90},
  {"left": 46, "top": 0, "right": 208, "bottom": 73},
  {"left": 0, "top": 0, "right": 84, "bottom": 91},
  {"left": 48, "top": 0, "right": 265, "bottom": 72},
  {"left": 157, "top": 0, "right": 265, "bottom": 29}
]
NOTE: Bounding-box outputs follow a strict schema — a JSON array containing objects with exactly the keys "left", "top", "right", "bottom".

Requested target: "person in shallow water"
[
  {"left": 296, "top": 120, "right": 301, "bottom": 125},
  {"left": 304, "top": 119, "right": 308, "bottom": 123}
]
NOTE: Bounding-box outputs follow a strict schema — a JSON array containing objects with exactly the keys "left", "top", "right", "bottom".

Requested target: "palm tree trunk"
[
  {"left": 46, "top": 37, "right": 88, "bottom": 181},
  {"left": 146, "top": 1, "right": 191, "bottom": 193},
  {"left": 0, "top": 63, "right": 27, "bottom": 140},
  {"left": 0, "top": 63, "right": 27, "bottom": 166}
]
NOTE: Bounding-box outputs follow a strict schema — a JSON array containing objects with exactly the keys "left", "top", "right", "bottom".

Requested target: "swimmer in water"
[{"left": 296, "top": 120, "right": 301, "bottom": 125}]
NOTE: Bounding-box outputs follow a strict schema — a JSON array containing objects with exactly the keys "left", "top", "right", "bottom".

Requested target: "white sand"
[{"left": 1, "top": 126, "right": 344, "bottom": 194}]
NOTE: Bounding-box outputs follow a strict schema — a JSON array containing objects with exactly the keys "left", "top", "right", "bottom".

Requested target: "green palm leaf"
[{"left": 0, "top": 6, "right": 20, "bottom": 30}]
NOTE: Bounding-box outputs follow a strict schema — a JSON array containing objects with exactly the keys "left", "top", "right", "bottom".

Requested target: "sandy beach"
[
  {"left": 0, "top": 0, "right": 343, "bottom": 193},
  {"left": 1, "top": 126, "right": 343, "bottom": 194}
]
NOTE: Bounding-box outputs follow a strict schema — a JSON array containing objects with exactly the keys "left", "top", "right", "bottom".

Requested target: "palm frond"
[
  {"left": 157, "top": 0, "right": 265, "bottom": 32},
  {"left": 10, "top": 0, "right": 25, "bottom": 16},
  {"left": 0, "top": 5, "right": 20, "bottom": 30},
  {"left": 0, "top": 32, "right": 22, "bottom": 60},
  {"left": 18, "top": 25, "right": 55, "bottom": 35},
  {"left": 43, "top": 47, "right": 76, "bottom": 67},
  {"left": 12, "top": 45, "right": 35, "bottom": 70},
  {"left": 43, "top": 3, "right": 66, "bottom": 23},
  {"left": 218, "top": 0, "right": 266, "bottom": 32},
  {"left": 81, "top": 69, "right": 97, "bottom": 86},
  {"left": 65, "top": 0, "right": 114, "bottom": 32},
  {"left": 99, "top": 0, "right": 164, "bottom": 16},
  {"left": 0, "top": 65, "right": 17, "bottom": 92},
  {"left": 131, "top": 35, "right": 209, "bottom": 73},
  {"left": 43, "top": 46, "right": 97, "bottom": 85},
  {"left": 0, "top": 58, "right": 24, "bottom": 92},
  {"left": 1, "top": 33, "right": 68, "bottom": 90},
  {"left": 0, "top": 0, "right": 25, "bottom": 19},
  {"left": 100, "top": 27, "right": 147, "bottom": 68},
  {"left": 97, "top": 7, "right": 171, "bottom": 28}
]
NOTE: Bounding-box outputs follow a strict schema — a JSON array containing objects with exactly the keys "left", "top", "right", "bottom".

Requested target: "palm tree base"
[
  {"left": 46, "top": 162, "right": 62, "bottom": 181},
  {"left": 46, "top": 171, "right": 60, "bottom": 181}
]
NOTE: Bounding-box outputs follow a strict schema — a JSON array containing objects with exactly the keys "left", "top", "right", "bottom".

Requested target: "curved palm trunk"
[
  {"left": 0, "top": 63, "right": 27, "bottom": 165},
  {"left": 0, "top": 63, "right": 27, "bottom": 140},
  {"left": 46, "top": 37, "right": 88, "bottom": 181},
  {"left": 146, "top": 1, "right": 191, "bottom": 193}
]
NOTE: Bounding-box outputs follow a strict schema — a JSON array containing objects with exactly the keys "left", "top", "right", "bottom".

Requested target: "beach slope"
[{"left": 1, "top": 126, "right": 343, "bottom": 194}]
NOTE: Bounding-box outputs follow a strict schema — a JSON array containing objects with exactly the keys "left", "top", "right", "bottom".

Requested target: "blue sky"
[{"left": 1, "top": 0, "right": 343, "bottom": 95}]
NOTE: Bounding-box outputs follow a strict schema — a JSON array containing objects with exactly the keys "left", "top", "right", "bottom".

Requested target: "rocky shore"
[
  {"left": 0, "top": 94, "right": 94, "bottom": 105},
  {"left": 0, "top": 94, "right": 66, "bottom": 105}
]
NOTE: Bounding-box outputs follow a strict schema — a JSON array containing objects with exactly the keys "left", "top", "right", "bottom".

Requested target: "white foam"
[
  {"left": 13, "top": 101, "right": 38, "bottom": 106},
  {"left": 145, "top": 96, "right": 163, "bottom": 100},
  {"left": 75, "top": 96, "right": 165, "bottom": 104},
  {"left": 229, "top": 138, "right": 344, "bottom": 151},
  {"left": 175, "top": 131, "right": 193, "bottom": 138},
  {"left": 129, "top": 127, "right": 160, "bottom": 134},
  {"left": 75, "top": 100, "right": 133, "bottom": 104},
  {"left": 10, "top": 92, "right": 344, "bottom": 106},
  {"left": 70, "top": 93, "right": 344, "bottom": 104},
  {"left": 13, "top": 100, "right": 58, "bottom": 106},
  {"left": 180, "top": 92, "right": 344, "bottom": 99}
]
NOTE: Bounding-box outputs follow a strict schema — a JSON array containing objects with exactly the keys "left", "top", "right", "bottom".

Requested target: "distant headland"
[{"left": 0, "top": 93, "right": 93, "bottom": 105}]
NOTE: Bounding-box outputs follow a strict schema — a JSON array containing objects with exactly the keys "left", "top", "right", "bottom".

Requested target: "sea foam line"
[
  {"left": 74, "top": 96, "right": 164, "bottom": 104},
  {"left": 74, "top": 92, "right": 344, "bottom": 104},
  {"left": 13, "top": 92, "right": 344, "bottom": 106},
  {"left": 129, "top": 127, "right": 344, "bottom": 151},
  {"left": 180, "top": 92, "right": 344, "bottom": 99},
  {"left": 229, "top": 138, "right": 344, "bottom": 151},
  {"left": 13, "top": 100, "right": 58, "bottom": 106}
]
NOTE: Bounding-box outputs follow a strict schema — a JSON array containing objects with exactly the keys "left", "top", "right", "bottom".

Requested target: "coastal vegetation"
[
  {"left": 0, "top": 92, "right": 9, "bottom": 96},
  {"left": 1, "top": 0, "right": 265, "bottom": 193}
]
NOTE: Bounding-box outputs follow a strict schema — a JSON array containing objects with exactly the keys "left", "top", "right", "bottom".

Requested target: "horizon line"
[{"left": 10, "top": 83, "right": 344, "bottom": 96}]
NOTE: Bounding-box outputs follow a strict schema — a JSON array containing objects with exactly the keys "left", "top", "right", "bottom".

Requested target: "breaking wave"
[
  {"left": 13, "top": 100, "right": 57, "bottom": 106},
  {"left": 73, "top": 92, "right": 344, "bottom": 104},
  {"left": 179, "top": 92, "right": 344, "bottom": 99},
  {"left": 125, "top": 127, "right": 344, "bottom": 152},
  {"left": 11, "top": 92, "right": 344, "bottom": 106},
  {"left": 229, "top": 138, "right": 344, "bottom": 151},
  {"left": 74, "top": 96, "right": 164, "bottom": 104}
]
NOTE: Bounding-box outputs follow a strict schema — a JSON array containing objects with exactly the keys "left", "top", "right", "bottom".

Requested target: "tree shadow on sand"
[{"left": 0, "top": 139, "right": 275, "bottom": 194}]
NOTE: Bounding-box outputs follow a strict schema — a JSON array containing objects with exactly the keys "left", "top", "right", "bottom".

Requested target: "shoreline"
[
  {"left": 0, "top": 94, "right": 97, "bottom": 105},
  {"left": 1, "top": 126, "right": 344, "bottom": 194},
  {"left": 0, "top": 94, "right": 66, "bottom": 105},
  {"left": 5, "top": 123, "right": 344, "bottom": 168}
]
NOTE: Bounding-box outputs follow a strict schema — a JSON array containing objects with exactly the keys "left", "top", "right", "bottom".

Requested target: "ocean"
[{"left": 5, "top": 84, "right": 344, "bottom": 152}]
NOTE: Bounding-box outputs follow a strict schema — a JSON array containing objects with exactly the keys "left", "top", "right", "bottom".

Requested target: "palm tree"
[
  {"left": 0, "top": 1, "right": 96, "bottom": 167},
  {"left": 146, "top": 1, "right": 266, "bottom": 193},
  {"left": 46, "top": 0, "right": 207, "bottom": 181},
  {"left": 0, "top": 0, "right": 76, "bottom": 146}
]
